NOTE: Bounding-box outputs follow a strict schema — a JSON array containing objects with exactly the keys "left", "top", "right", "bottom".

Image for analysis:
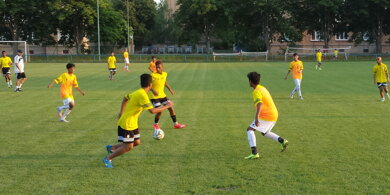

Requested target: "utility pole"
[{"left": 97, "top": 0, "right": 101, "bottom": 61}]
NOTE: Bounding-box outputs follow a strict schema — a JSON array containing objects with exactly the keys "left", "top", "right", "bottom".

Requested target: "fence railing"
[{"left": 27, "top": 53, "right": 390, "bottom": 63}]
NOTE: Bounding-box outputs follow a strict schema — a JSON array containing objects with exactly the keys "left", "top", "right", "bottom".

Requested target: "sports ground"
[{"left": 0, "top": 61, "right": 389, "bottom": 194}]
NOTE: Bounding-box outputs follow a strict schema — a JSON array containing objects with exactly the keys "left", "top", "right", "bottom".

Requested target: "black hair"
[
  {"left": 293, "top": 53, "right": 298, "bottom": 57},
  {"left": 247, "top": 72, "right": 261, "bottom": 85},
  {"left": 140, "top": 74, "right": 152, "bottom": 88},
  {"left": 155, "top": 60, "right": 163, "bottom": 66},
  {"left": 2, "top": 51, "right": 5, "bottom": 54},
  {"left": 151, "top": 56, "right": 156, "bottom": 59},
  {"left": 17, "top": 50, "right": 23, "bottom": 53},
  {"left": 66, "top": 63, "right": 76, "bottom": 69}
]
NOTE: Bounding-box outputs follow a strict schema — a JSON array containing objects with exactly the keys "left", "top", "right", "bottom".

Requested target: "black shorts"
[
  {"left": 109, "top": 68, "right": 117, "bottom": 72},
  {"left": 377, "top": 82, "right": 387, "bottom": 88},
  {"left": 151, "top": 97, "right": 169, "bottom": 108},
  {"left": 2, "top": 68, "right": 10, "bottom": 75},
  {"left": 117, "top": 126, "right": 140, "bottom": 143},
  {"left": 16, "top": 73, "right": 27, "bottom": 79}
]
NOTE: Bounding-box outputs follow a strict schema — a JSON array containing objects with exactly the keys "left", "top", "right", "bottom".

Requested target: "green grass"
[{"left": 0, "top": 61, "right": 389, "bottom": 194}]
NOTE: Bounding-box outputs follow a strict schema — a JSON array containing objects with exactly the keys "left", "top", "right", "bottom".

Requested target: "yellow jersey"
[
  {"left": 0, "top": 56, "right": 12, "bottom": 68},
  {"left": 108, "top": 56, "right": 116, "bottom": 69},
  {"left": 316, "top": 52, "right": 322, "bottom": 62},
  {"left": 253, "top": 85, "right": 278, "bottom": 121},
  {"left": 149, "top": 72, "right": 168, "bottom": 99},
  {"left": 54, "top": 72, "right": 79, "bottom": 100},
  {"left": 118, "top": 88, "right": 153, "bottom": 130},
  {"left": 149, "top": 61, "right": 156, "bottom": 73},
  {"left": 334, "top": 50, "right": 338, "bottom": 57},
  {"left": 373, "top": 63, "right": 388, "bottom": 83},
  {"left": 123, "top": 51, "right": 129, "bottom": 59},
  {"left": 289, "top": 60, "right": 303, "bottom": 79}
]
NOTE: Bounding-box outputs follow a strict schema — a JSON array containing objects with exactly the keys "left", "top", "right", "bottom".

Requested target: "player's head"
[
  {"left": 125, "top": 48, "right": 128, "bottom": 52},
  {"left": 376, "top": 57, "right": 382, "bottom": 64},
  {"left": 293, "top": 53, "right": 299, "bottom": 61},
  {"left": 152, "top": 56, "right": 156, "bottom": 61},
  {"left": 247, "top": 72, "right": 260, "bottom": 87},
  {"left": 66, "top": 63, "right": 76, "bottom": 73},
  {"left": 155, "top": 60, "right": 163, "bottom": 73},
  {"left": 111, "top": 51, "right": 114, "bottom": 56},
  {"left": 2, "top": 51, "right": 6, "bottom": 57},
  {"left": 17, "top": 50, "right": 23, "bottom": 56},
  {"left": 140, "top": 73, "right": 152, "bottom": 88}
]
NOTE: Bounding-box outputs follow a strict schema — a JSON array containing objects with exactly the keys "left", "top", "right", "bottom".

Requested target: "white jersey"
[{"left": 14, "top": 55, "right": 24, "bottom": 73}]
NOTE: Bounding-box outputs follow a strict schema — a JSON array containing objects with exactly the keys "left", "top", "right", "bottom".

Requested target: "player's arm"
[
  {"left": 148, "top": 101, "right": 174, "bottom": 114},
  {"left": 284, "top": 70, "right": 291, "bottom": 80},
  {"left": 165, "top": 81, "right": 174, "bottom": 95},
  {"left": 75, "top": 87, "right": 85, "bottom": 96},
  {"left": 150, "top": 88, "right": 158, "bottom": 96},
  {"left": 15, "top": 61, "right": 21, "bottom": 73},
  {"left": 117, "top": 97, "right": 129, "bottom": 118},
  {"left": 47, "top": 81, "right": 56, "bottom": 88},
  {"left": 254, "top": 102, "right": 262, "bottom": 126}
]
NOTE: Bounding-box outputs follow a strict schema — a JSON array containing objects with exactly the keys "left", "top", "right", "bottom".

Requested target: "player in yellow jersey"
[
  {"left": 315, "top": 49, "right": 323, "bottom": 70},
  {"left": 1, "top": 51, "right": 13, "bottom": 88},
  {"left": 149, "top": 60, "right": 186, "bottom": 130},
  {"left": 48, "top": 63, "right": 85, "bottom": 122},
  {"left": 107, "top": 52, "right": 117, "bottom": 80},
  {"left": 372, "top": 57, "right": 390, "bottom": 102},
  {"left": 284, "top": 53, "right": 304, "bottom": 100},
  {"left": 245, "top": 72, "right": 288, "bottom": 159},
  {"left": 149, "top": 56, "right": 157, "bottom": 73},
  {"left": 122, "top": 48, "right": 130, "bottom": 72},
  {"left": 333, "top": 49, "right": 338, "bottom": 60},
  {"left": 103, "top": 74, "right": 174, "bottom": 168}
]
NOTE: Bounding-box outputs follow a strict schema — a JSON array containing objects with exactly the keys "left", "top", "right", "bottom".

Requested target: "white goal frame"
[
  {"left": 213, "top": 50, "right": 269, "bottom": 61},
  {"left": 0, "top": 41, "right": 28, "bottom": 62},
  {"left": 284, "top": 46, "right": 351, "bottom": 61}
]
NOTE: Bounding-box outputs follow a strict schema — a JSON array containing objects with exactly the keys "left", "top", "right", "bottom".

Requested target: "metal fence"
[{"left": 27, "top": 53, "right": 390, "bottom": 63}]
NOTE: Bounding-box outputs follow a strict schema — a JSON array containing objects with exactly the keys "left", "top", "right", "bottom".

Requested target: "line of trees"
[{"left": 1, "top": 0, "right": 389, "bottom": 54}]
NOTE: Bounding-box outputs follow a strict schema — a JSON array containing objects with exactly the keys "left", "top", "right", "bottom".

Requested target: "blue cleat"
[
  {"left": 106, "top": 145, "right": 113, "bottom": 155},
  {"left": 103, "top": 157, "right": 113, "bottom": 168}
]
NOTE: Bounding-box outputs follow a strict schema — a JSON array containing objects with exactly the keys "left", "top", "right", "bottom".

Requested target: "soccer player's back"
[{"left": 316, "top": 50, "right": 323, "bottom": 70}]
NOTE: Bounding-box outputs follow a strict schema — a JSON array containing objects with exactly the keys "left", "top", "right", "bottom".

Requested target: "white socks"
[
  {"left": 62, "top": 109, "right": 72, "bottom": 120},
  {"left": 264, "top": 132, "right": 280, "bottom": 142},
  {"left": 247, "top": 130, "right": 256, "bottom": 147}
]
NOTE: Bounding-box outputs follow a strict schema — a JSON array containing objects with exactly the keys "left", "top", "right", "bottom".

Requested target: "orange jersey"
[
  {"left": 252, "top": 85, "right": 278, "bottom": 121},
  {"left": 289, "top": 60, "right": 303, "bottom": 79},
  {"left": 54, "top": 72, "right": 79, "bottom": 100},
  {"left": 149, "top": 61, "right": 156, "bottom": 73}
]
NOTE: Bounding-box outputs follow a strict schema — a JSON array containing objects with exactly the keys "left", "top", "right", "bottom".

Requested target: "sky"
[{"left": 154, "top": 0, "right": 162, "bottom": 4}]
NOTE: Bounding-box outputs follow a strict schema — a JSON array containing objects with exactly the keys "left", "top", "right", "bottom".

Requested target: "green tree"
[{"left": 342, "top": 0, "right": 390, "bottom": 53}]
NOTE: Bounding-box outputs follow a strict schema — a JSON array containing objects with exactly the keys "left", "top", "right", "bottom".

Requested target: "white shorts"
[
  {"left": 62, "top": 97, "right": 74, "bottom": 106},
  {"left": 124, "top": 58, "right": 130, "bottom": 64},
  {"left": 249, "top": 119, "right": 276, "bottom": 134}
]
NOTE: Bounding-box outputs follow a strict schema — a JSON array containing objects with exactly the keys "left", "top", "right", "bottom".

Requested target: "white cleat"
[
  {"left": 299, "top": 96, "right": 304, "bottom": 100},
  {"left": 380, "top": 98, "right": 385, "bottom": 102},
  {"left": 290, "top": 94, "right": 294, "bottom": 99},
  {"left": 60, "top": 118, "right": 70, "bottom": 123}
]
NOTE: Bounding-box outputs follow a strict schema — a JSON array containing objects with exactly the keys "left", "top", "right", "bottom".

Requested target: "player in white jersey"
[{"left": 14, "top": 50, "right": 27, "bottom": 92}]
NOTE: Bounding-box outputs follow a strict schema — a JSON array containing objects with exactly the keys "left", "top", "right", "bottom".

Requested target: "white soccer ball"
[{"left": 153, "top": 129, "right": 165, "bottom": 140}]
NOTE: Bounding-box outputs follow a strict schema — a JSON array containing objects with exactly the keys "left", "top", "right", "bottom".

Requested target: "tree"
[
  {"left": 342, "top": 0, "right": 390, "bottom": 53},
  {"left": 176, "top": 0, "right": 223, "bottom": 53},
  {"left": 287, "top": 0, "right": 345, "bottom": 48}
]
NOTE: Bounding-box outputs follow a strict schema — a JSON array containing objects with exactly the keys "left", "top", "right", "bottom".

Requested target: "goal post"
[
  {"left": 212, "top": 50, "right": 269, "bottom": 61},
  {"left": 285, "top": 46, "right": 351, "bottom": 61},
  {"left": 0, "top": 41, "right": 28, "bottom": 62}
]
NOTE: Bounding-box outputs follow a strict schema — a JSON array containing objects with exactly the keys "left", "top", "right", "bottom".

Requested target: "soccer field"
[{"left": 0, "top": 61, "right": 389, "bottom": 194}]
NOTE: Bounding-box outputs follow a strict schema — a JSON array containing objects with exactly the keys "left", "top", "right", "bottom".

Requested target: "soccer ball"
[{"left": 153, "top": 129, "right": 165, "bottom": 140}]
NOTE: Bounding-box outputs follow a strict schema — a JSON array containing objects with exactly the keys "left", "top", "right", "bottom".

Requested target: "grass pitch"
[{"left": 0, "top": 61, "right": 389, "bottom": 194}]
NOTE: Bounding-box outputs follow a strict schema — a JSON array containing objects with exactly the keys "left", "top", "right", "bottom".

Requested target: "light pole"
[
  {"left": 97, "top": 0, "right": 101, "bottom": 61},
  {"left": 127, "top": 0, "right": 130, "bottom": 53}
]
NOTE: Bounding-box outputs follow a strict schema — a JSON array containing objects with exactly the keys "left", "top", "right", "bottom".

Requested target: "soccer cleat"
[
  {"left": 106, "top": 145, "right": 113, "bottom": 155},
  {"left": 281, "top": 139, "right": 289, "bottom": 152},
  {"left": 173, "top": 123, "right": 186, "bottom": 129},
  {"left": 319, "top": 67, "right": 322, "bottom": 70},
  {"left": 380, "top": 98, "right": 385, "bottom": 102},
  {"left": 290, "top": 93, "right": 294, "bottom": 99},
  {"left": 153, "top": 123, "right": 160, "bottom": 130},
  {"left": 60, "top": 118, "right": 69, "bottom": 123},
  {"left": 244, "top": 153, "right": 260, "bottom": 160},
  {"left": 14, "top": 88, "right": 20, "bottom": 92},
  {"left": 102, "top": 157, "right": 113, "bottom": 168},
  {"left": 299, "top": 96, "right": 304, "bottom": 100}
]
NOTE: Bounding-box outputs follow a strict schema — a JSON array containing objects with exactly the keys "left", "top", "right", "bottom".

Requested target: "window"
[
  {"left": 363, "top": 49, "right": 369, "bottom": 53},
  {"left": 63, "top": 50, "right": 69, "bottom": 54},
  {"left": 311, "top": 31, "right": 323, "bottom": 41},
  {"left": 335, "top": 32, "right": 349, "bottom": 41},
  {"left": 363, "top": 33, "right": 369, "bottom": 41}
]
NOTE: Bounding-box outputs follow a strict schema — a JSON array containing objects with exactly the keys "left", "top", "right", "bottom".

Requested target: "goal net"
[
  {"left": 212, "top": 50, "right": 269, "bottom": 61},
  {"left": 284, "top": 46, "right": 351, "bottom": 61},
  {"left": 0, "top": 41, "right": 29, "bottom": 62}
]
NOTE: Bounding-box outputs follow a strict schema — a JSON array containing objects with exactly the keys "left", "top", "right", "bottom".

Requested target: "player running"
[
  {"left": 103, "top": 74, "right": 174, "bottom": 168},
  {"left": 149, "top": 60, "right": 186, "bottom": 130},
  {"left": 14, "top": 50, "right": 27, "bottom": 92},
  {"left": 0, "top": 51, "right": 13, "bottom": 88},
  {"left": 122, "top": 48, "right": 130, "bottom": 72},
  {"left": 107, "top": 52, "right": 117, "bottom": 80},
  {"left": 315, "top": 49, "right": 323, "bottom": 70},
  {"left": 48, "top": 63, "right": 85, "bottom": 122},
  {"left": 245, "top": 72, "right": 288, "bottom": 160},
  {"left": 284, "top": 53, "right": 304, "bottom": 100},
  {"left": 149, "top": 56, "right": 157, "bottom": 73},
  {"left": 372, "top": 57, "right": 390, "bottom": 102}
]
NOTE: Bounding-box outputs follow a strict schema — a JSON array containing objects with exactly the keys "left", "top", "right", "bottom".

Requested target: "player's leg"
[
  {"left": 379, "top": 85, "right": 385, "bottom": 101},
  {"left": 295, "top": 79, "right": 303, "bottom": 100},
  {"left": 151, "top": 99, "right": 162, "bottom": 129},
  {"left": 103, "top": 128, "right": 138, "bottom": 168},
  {"left": 6, "top": 71, "right": 12, "bottom": 87},
  {"left": 61, "top": 99, "right": 74, "bottom": 122},
  {"left": 259, "top": 120, "right": 288, "bottom": 152},
  {"left": 245, "top": 124, "right": 260, "bottom": 159},
  {"left": 383, "top": 84, "right": 390, "bottom": 99}
]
